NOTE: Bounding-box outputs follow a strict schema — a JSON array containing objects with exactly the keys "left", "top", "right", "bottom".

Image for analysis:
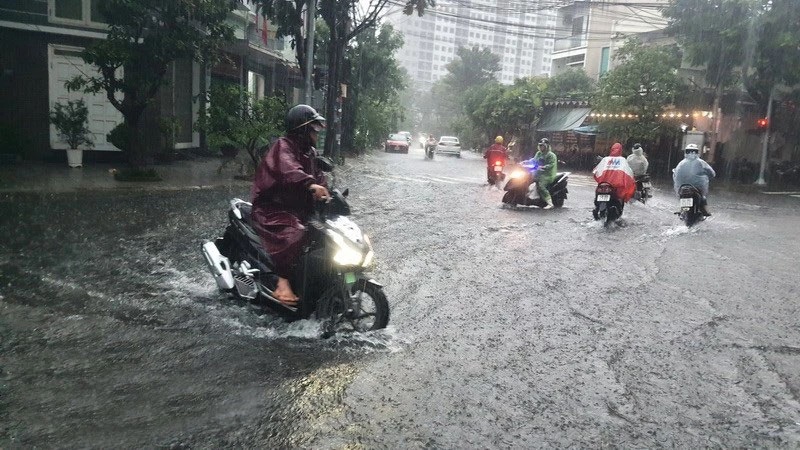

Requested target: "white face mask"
[{"left": 686, "top": 152, "right": 699, "bottom": 160}]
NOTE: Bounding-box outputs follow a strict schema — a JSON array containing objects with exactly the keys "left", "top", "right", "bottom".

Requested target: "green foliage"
[
  {"left": 544, "top": 69, "right": 595, "bottom": 99},
  {"left": 442, "top": 46, "right": 501, "bottom": 92},
  {"left": 107, "top": 123, "right": 130, "bottom": 152},
  {"left": 664, "top": 0, "right": 751, "bottom": 90},
  {"left": 67, "top": 0, "right": 237, "bottom": 167},
  {"left": 664, "top": 0, "right": 800, "bottom": 106},
  {"left": 49, "top": 99, "right": 94, "bottom": 150},
  {"left": 343, "top": 25, "right": 408, "bottom": 152},
  {"left": 197, "top": 84, "right": 286, "bottom": 171},
  {"left": 593, "top": 39, "right": 685, "bottom": 142}
]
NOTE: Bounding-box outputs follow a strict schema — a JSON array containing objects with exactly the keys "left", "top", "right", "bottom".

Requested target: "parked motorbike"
[
  {"left": 201, "top": 160, "right": 389, "bottom": 336},
  {"left": 501, "top": 162, "right": 570, "bottom": 208},
  {"left": 634, "top": 174, "right": 652, "bottom": 204},
  {"left": 675, "top": 184, "right": 705, "bottom": 227},
  {"left": 592, "top": 182, "right": 624, "bottom": 225},
  {"left": 487, "top": 159, "right": 506, "bottom": 184}
]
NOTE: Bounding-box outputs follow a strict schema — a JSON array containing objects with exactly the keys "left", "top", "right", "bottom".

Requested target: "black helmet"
[
  {"left": 285, "top": 104, "right": 326, "bottom": 134},
  {"left": 539, "top": 138, "right": 549, "bottom": 145},
  {"left": 633, "top": 143, "right": 642, "bottom": 150}
]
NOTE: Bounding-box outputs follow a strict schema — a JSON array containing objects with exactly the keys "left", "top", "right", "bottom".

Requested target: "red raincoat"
[
  {"left": 592, "top": 143, "right": 636, "bottom": 202},
  {"left": 250, "top": 136, "right": 327, "bottom": 278},
  {"left": 484, "top": 143, "right": 508, "bottom": 164}
]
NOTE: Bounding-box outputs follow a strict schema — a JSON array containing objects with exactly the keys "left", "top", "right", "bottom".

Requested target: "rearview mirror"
[{"left": 316, "top": 155, "right": 334, "bottom": 172}]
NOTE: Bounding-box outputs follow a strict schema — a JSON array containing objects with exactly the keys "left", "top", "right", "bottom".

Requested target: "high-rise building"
[{"left": 386, "top": 0, "right": 557, "bottom": 91}]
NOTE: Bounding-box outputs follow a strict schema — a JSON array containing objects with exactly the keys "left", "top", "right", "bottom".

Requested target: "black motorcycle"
[
  {"left": 676, "top": 184, "right": 705, "bottom": 227},
  {"left": 425, "top": 141, "right": 436, "bottom": 160},
  {"left": 202, "top": 162, "right": 389, "bottom": 336},
  {"left": 592, "top": 182, "right": 624, "bottom": 225},
  {"left": 501, "top": 162, "right": 570, "bottom": 208},
  {"left": 634, "top": 174, "right": 652, "bottom": 204}
]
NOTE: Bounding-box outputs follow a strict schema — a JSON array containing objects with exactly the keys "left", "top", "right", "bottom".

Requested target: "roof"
[{"left": 536, "top": 107, "right": 592, "bottom": 132}]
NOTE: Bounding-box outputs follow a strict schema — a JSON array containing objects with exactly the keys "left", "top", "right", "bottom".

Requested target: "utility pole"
[
  {"left": 755, "top": 87, "right": 774, "bottom": 186},
  {"left": 304, "top": 0, "right": 316, "bottom": 105}
]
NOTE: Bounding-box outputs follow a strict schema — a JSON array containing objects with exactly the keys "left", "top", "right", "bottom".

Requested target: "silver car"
[{"left": 436, "top": 136, "right": 461, "bottom": 157}]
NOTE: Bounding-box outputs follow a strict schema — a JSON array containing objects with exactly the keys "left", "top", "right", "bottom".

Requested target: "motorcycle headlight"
[
  {"left": 328, "top": 230, "right": 372, "bottom": 267},
  {"left": 509, "top": 169, "right": 526, "bottom": 179}
]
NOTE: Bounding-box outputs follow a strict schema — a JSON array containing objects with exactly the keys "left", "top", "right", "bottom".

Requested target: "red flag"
[{"left": 261, "top": 16, "right": 268, "bottom": 45}]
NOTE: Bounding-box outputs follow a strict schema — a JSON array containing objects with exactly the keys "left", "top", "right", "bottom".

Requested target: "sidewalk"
[{"left": 0, "top": 158, "right": 251, "bottom": 193}]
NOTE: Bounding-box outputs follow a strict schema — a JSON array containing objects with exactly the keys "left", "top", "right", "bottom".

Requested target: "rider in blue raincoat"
[{"left": 673, "top": 144, "right": 716, "bottom": 215}]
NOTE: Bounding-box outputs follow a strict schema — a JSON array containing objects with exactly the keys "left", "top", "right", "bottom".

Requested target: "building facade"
[
  {"left": 549, "top": 0, "right": 669, "bottom": 81},
  {"left": 387, "top": 0, "right": 557, "bottom": 91},
  {"left": 0, "top": 0, "right": 300, "bottom": 162}
]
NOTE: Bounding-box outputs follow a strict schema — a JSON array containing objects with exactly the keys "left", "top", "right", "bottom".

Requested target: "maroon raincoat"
[{"left": 250, "top": 136, "right": 326, "bottom": 278}]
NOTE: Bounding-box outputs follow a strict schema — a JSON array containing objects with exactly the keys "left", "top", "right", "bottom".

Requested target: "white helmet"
[{"left": 684, "top": 143, "right": 699, "bottom": 153}]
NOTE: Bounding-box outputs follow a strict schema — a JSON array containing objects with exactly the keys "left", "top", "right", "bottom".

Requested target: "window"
[
  {"left": 50, "top": 0, "right": 107, "bottom": 26},
  {"left": 600, "top": 46, "right": 610, "bottom": 75}
]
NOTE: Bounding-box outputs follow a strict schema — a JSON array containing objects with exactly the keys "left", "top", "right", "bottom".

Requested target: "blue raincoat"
[{"left": 673, "top": 154, "right": 716, "bottom": 196}]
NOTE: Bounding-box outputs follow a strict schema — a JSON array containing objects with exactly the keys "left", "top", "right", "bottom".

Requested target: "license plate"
[
  {"left": 494, "top": 166, "right": 503, "bottom": 171},
  {"left": 642, "top": 182, "right": 652, "bottom": 188},
  {"left": 596, "top": 194, "right": 611, "bottom": 202},
  {"left": 680, "top": 198, "right": 694, "bottom": 207},
  {"left": 344, "top": 272, "right": 357, "bottom": 285}
]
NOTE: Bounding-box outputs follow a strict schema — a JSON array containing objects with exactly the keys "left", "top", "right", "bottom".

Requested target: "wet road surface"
[{"left": 2, "top": 146, "right": 800, "bottom": 447}]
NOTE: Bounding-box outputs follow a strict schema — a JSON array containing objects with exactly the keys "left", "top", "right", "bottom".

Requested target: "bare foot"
[{"left": 274, "top": 277, "right": 299, "bottom": 306}]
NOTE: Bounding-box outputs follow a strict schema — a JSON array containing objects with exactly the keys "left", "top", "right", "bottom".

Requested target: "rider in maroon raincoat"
[{"left": 250, "top": 105, "right": 328, "bottom": 305}]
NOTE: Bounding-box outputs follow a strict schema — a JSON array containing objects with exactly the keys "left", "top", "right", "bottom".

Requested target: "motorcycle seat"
[{"left": 229, "top": 203, "right": 276, "bottom": 269}]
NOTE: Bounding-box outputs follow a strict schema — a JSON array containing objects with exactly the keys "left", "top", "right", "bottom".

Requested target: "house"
[
  {"left": 0, "top": 0, "right": 302, "bottom": 163},
  {"left": 549, "top": 0, "right": 670, "bottom": 81}
]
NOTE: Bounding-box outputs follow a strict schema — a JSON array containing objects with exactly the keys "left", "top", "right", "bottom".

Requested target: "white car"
[{"left": 436, "top": 136, "right": 461, "bottom": 157}]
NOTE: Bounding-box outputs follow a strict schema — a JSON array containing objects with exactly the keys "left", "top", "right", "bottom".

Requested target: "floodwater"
[{"left": 2, "top": 146, "right": 800, "bottom": 447}]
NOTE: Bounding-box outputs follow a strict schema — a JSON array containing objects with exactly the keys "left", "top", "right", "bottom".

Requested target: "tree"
[
  {"left": 464, "top": 77, "right": 547, "bottom": 146},
  {"left": 544, "top": 69, "right": 595, "bottom": 100},
  {"left": 254, "top": 0, "right": 435, "bottom": 159},
  {"left": 442, "top": 46, "right": 501, "bottom": 92},
  {"left": 67, "top": 0, "right": 237, "bottom": 168},
  {"left": 340, "top": 25, "right": 408, "bottom": 153},
  {"left": 592, "top": 39, "right": 685, "bottom": 143},
  {"left": 663, "top": 0, "right": 752, "bottom": 157},
  {"left": 197, "top": 84, "right": 286, "bottom": 175}
]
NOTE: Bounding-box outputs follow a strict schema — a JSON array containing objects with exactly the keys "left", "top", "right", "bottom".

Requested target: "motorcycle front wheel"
[{"left": 317, "top": 282, "right": 390, "bottom": 336}]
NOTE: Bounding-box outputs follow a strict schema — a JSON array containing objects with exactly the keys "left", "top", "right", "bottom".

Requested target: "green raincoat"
[{"left": 532, "top": 147, "right": 557, "bottom": 202}]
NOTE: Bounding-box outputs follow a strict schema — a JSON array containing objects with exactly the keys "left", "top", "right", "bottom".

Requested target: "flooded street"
[{"left": 2, "top": 147, "right": 800, "bottom": 447}]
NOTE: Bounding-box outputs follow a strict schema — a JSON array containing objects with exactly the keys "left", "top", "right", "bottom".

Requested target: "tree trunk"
[
  {"left": 708, "top": 84, "right": 722, "bottom": 164},
  {"left": 323, "top": 9, "right": 339, "bottom": 158},
  {"left": 126, "top": 115, "right": 146, "bottom": 169}
]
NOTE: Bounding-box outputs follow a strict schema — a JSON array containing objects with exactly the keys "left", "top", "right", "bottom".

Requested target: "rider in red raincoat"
[
  {"left": 250, "top": 105, "right": 328, "bottom": 305},
  {"left": 484, "top": 136, "right": 508, "bottom": 182},
  {"left": 592, "top": 142, "right": 636, "bottom": 203}
]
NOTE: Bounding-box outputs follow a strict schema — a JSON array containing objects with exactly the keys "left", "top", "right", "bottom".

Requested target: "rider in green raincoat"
[{"left": 530, "top": 138, "right": 558, "bottom": 209}]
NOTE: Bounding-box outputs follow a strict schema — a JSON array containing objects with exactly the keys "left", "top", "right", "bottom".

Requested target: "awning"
[
  {"left": 536, "top": 107, "right": 591, "bottom": 132},
  {"left": 573, "top": 125, "right": 600, "bottom": 136}
]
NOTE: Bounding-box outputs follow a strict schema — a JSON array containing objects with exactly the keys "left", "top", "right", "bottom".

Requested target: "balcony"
[{"left": 554, "top": 34, "right": 587, "bottom": 52}]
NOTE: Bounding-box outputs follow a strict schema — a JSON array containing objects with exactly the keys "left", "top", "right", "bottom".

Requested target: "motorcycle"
[
  {"left": 487, "top": 159, "right": 506, "bottom": 184},
  {"left": 501, "top": 162, "right": 570, "bottom": 208},
  {"left": 425, "top": 141, "right": 436, "bottom": 160},
  {"left": 634, "top": 174, "right": 652, "bottom": 204},
  {"left": 592, "top": 182, "right": 624, "bottom": 225},
  {"left": 201, "top": 159, "right": 389, "bottom": 336},
  {"left": 675, "top": 184, "right": 705, "bottom": 227}
]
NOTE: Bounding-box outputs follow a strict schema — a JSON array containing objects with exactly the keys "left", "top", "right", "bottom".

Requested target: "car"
[
  {"left": 436, "top": 136, "right": 461, "bottom": 157},
  {"left": 385, "top": 133, "right": 410, "bottom": 153}
]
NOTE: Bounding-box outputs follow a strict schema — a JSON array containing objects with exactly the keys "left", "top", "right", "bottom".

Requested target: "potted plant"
[{"left": 49, "top": 99, "right": 93, "bottom": 167}]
